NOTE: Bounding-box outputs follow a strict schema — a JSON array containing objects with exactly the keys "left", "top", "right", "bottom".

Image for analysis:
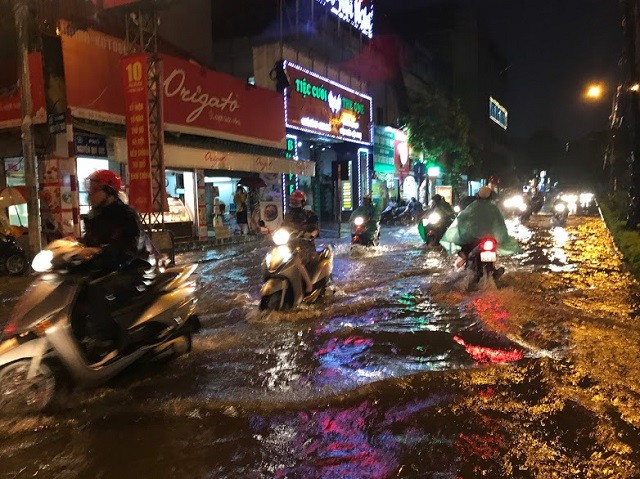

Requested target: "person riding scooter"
[
  {"left": 419, "top": 194, "right": 456, "bottom": 246},
  {"left": 282, "top": 190, "right": 319, "bottom": 295},
  {"left": 350, "top": 194, "right": 380, "bottom": 246},
  {"left": 78, "top": 170, "right": 152, "bottom": 353},
  {"left": 440, "top": 186, "right": 520, "bottom": 279}
]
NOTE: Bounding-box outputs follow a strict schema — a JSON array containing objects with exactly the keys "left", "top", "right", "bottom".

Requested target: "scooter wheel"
[
  {"left": 4, "top": 253, "right": 28, "bottom": 275},
  {"left": 0, "top": 360, "right": 56, "bottom": 414}
]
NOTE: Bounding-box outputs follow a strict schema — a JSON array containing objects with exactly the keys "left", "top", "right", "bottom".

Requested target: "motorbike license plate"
[{"left": 480, "top": 251, "right": 496, "bottom": 262}]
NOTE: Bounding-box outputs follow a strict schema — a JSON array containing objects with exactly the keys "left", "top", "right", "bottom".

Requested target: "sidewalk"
[{"left": 172, "top": 221, "right": 352, "bottom": 255}]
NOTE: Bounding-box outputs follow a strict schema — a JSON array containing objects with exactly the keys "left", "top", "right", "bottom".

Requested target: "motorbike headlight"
[
  {"left": 32, "top": 250, "right": 53, "bottom": 272},
  {"left": 272, "top": 228, "right": 291, "bottom": 246},
  {"left": 518, "top": 203, "right": 528, "bottom": 212},
  {"left": 353, "top": 216, "right": 365, "bottom": 226},
  {"left": 454, "top": 205, "right": 461, "bottom": 213},
  {"left": 504, "top": 195, "right": 524, "bottom": 209},
  {"left": 427, "top": 212, "right": 441, "bottom": 224},
  {"left": 265, "top": 245, "right": 292, "bottom": 270},
  {"left": 554, "top": 203, "right": 566, "bottom": 213},
  {"left": 561, "top": 194, "right": 578, "bottom": 205}
]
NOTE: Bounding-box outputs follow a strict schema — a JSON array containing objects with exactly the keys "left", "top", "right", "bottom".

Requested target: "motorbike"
[
  {"left": 463, "top": 237, "right": 502, "bottom": 283},
  {"left": 351, "top": 216, "right": 380, "bottom": 247},
  {"left": 551, "top": 200, "right": 569, "bottom": 227},
  {"left": 380, "top": 201, "right": 420, "bottom": 226},
  {"left": 0, "top": 233, "right": 28, "bottom": 275},
  {"left": 418, "top": 209, "right": 454, "bottom": 247},
  {"left": 260, "top": 228, "right": 333, "bottom": 311},
  {"left": 0, "top": 239, "right": 200, "bottom": 413}
]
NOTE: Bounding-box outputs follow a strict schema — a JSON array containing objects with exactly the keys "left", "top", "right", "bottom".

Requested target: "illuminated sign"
[
  {"left": 489, "top": 97, "right": 507, "bottom": 129},
  {"left": 284, "top": 62, "right": 372, "bottom": 145},
  {"left": 315, "top": 0, "right": 373, "bottom": 38}
]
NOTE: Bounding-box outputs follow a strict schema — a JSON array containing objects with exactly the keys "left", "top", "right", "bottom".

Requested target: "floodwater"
[{"left": 1, "top": 213, "right": 640, "bottom": 478}]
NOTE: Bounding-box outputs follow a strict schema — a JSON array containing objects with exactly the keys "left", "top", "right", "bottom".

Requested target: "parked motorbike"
[
  {"left": 551, "top": 200, "right": 569, "bottom": 227},
  {"left": 380, "top": 201, "right": 420, "bottom": 226},
  {"left": 0, "top": 233, "right": 28, "bottom": 275},
  {"left": 0, "top": 239, "right": 200, "bottom": 413},
  {"left": 260, "top": 228, "right": 333, "bottom": 311},
  {"left": 463, "top": 237, "right": 503, "bottom": 283},
  {"left": 418, "top": 210, "right": 454, "bottom": 247},
  {"left": 351, "top": 216, "right": 380, "bottom": 247}
]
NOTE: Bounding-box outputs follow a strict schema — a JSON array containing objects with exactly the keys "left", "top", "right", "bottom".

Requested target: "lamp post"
[{"left": 13, "top": 0, "right": 42, "bottom": 256}]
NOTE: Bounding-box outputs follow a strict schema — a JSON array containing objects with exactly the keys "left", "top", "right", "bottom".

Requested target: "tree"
[{"left": 401, "top": 86, "right": 476, "bottom": 178}]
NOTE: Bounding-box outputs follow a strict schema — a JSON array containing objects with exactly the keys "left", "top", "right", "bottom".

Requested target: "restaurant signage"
[{"left": 284, "top": 62, "right": 372, "bottom": 145}]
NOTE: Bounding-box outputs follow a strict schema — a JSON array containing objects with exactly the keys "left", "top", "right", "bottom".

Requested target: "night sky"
[{"left": 378, "top": 0, "right": 624, "bottom": 142}]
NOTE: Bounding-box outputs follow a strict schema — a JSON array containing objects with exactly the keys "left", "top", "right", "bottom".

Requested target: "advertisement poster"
[
  {"left": 121, "top": 53, "right": 153, "bottom": 213},
  {"left": 0, "top": 52, "right": 47, "bottom": 129},
  {"left": 259, "top": 201, "right": 283, "bottom": 234}
]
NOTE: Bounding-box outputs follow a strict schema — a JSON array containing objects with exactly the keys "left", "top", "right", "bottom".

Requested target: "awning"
[{"left": 113, "top": 138, "right": 315, "bottom": 177}]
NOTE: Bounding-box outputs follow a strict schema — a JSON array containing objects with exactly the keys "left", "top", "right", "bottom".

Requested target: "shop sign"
[
  {"left": 121, "top": 53, "right": 153, "bottom": 213},
  {"left": 162, "top": 55, "right": 286, "bottom": 148},
  {"left": 315, "top": 0, "right": 373, "bottom": 38},
  {"left": 285, "top": 62, "right": 372, "bottom": 145},
  {"left": 60, "top": 24, "right": 285, "bottom": 148},
  {"left": 74, "top": 132, "right": 108, "bottom": 157},
  {"left": 0, "top": 52, "right": 47, "bottom": 129},
  {"left": 373, "top": 126, "right": 395, "bottom": 166},
  {"left": 48, "top": 112, "right": 66, "bottom": 134}
]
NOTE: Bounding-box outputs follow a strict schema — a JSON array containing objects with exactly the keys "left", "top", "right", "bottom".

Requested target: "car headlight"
[
  {"left": 32, "top": 250, "right": 53, "bottom": 272},
  {"left": 265, "top": 245, "right": 292, "bottom": 270},
  {"left": 272, "top": 228, "right": 291, "bottom": 246},
  {"left": 353, "top": 216, "right": 365, "bottom": 226},
  {"left": 504, "top": 195, "right": 524, "bottom": 209},
  {"left": 579, "top": 193, "right": 594, "bottom": 204}
]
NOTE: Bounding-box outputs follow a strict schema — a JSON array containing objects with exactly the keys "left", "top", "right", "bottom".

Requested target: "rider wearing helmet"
[
  {"left": 78, "top": 170, "right": 151, "bottom": 353},
  {"left": 282, "top": 190, "right": 319, "bottom": 295},
  {"left": 440, "top": 186, "right": 520, "bottom": 275},
  {"left": 350, "top": 194, "right": 379, "bottom": 224}
]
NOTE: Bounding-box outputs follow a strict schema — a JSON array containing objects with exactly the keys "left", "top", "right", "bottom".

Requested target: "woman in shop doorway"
[{"left": 234, "top": 185, "right": 248, "bottom": 235}]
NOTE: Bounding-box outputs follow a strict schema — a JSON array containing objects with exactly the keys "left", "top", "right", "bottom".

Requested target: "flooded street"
[{"left": 1, "top": 213, "right": 640, "bottom": 478}]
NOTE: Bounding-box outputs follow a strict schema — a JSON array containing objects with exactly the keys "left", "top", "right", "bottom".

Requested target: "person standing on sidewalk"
[{"left": 234, "top": 185, "right": 248, "bottom": 235}]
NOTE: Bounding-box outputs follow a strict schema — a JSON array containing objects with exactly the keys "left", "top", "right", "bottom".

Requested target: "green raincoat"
[{"left": 439, "top": 199, "right": 521, "bottom": 255}]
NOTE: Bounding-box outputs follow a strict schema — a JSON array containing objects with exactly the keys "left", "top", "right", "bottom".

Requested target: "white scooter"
[
  {"left": 260, "top": 228, "right": 333, "bottom": 311},
  {"left": 0, "top": 239, "right": 200, "bottom": 413}
]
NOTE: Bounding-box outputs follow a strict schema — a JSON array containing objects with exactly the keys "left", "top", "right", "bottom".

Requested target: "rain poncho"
[{"left": 439, "top": 199, "right": 521, "bottom": 255}]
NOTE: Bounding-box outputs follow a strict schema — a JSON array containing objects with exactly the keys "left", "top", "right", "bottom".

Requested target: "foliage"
[
  {"left": 599, "top": 198, "right": 640, "bottom": 278},
  {"left": 401, "top": 87, "right": 475, "bottom": 176}
]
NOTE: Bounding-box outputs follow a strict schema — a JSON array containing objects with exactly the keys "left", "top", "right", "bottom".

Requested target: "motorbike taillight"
[{"left": 481, "top": 239, "right": 496, "bottom": 251}]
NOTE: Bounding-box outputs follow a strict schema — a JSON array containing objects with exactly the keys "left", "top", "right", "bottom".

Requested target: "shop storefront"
[
  {"left": 283, "top": 61, "right": 373, "bottom": 222},
  {"left": 50, "top": 24, "right": 312, "bottom": 240}
]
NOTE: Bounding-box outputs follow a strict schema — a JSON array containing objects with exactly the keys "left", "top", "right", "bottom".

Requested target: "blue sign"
[{"left": 74, "top": 133, "right": 108, "bottom": 157}]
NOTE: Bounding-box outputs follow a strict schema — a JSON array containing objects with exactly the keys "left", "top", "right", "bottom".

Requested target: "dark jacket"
[
  {"left": 282, "top": 207, "right": 319, "bottom": 234},
  {"left": 81, "top": 200, "right": 150, "bottom": 272}
]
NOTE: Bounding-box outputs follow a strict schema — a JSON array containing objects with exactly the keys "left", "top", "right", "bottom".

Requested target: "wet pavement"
[{"left": 1, "top": 213, "right": 640, "bottom": 478}]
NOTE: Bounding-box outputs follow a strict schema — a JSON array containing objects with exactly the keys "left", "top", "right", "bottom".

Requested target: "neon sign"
[
  {"left": 285, "top": 62, "right": 372, "bottom": 145},
  {"left": 315, "top": 0, "right": 373, "bottom": 38}
]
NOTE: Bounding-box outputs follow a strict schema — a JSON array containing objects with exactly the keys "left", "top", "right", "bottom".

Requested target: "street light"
[{"left": 585, "top": 83, "right": 604, "bottom": 100}]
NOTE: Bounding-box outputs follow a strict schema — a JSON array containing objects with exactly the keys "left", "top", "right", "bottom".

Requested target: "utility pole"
[{"left": 14, "top": 0, "right": 42, "bottom": 255}]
